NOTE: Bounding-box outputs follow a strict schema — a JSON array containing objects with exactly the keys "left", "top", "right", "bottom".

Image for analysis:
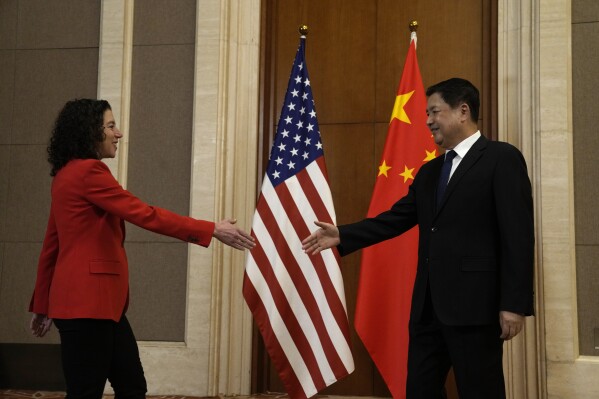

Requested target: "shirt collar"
[{"left": 451, "top": 131, "right": 481, "bottom": 159}]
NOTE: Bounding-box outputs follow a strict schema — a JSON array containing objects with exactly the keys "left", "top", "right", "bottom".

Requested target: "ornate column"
[
  {"left": 497, "top": 0, "right": 545, "bottom": 397},
  {"left": 193, "top": 0, "right": 261, "bottom": 395}
]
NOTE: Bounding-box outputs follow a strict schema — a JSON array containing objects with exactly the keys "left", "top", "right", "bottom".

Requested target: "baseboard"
[{"left": 0, "top": 343, "right": 65, "bottom": 390}]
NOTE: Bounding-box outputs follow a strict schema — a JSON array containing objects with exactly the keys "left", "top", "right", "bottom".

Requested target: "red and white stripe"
[{"left": 243, "top": 157, "right": 354, "bottom": 399}]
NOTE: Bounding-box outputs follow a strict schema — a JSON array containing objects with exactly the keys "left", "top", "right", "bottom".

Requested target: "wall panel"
[
  {"left": 0, "top": 0, "right": 100, "bottom": 389},
  {"left": 125, "top": 0, "right": 196, "bottom": 342},
  {"left": 0, "top": 242, "right": 49, "bottom": 343},
  {"left": 0, "top": 147, "right": 9, "bottom": 243},
  {"left": 572, "top": 0, "right": 599, "bottom": 23},
  {"left": 126, "top": 242, "right": 188, "bottom": 342},
  {"left": 133, "top": 0, "right": 196, "bottom": 45},
  {"left": 12, "top": 49, "right": 99, "bottom": 145},
  {"left": 0, "top": 50, "right": 15, "bottom": 145},
  {"left": 16, "top": 0, "right": 100, "bottom": 49},
  {"left": 573, "top": 5, "right": 599, "bottom": 356},
  {"left": 127, "top": 44, "right": 195, "bottom": 243},
  {"left": 273, "top": 1, "right": 377, "bottom": 125},
  {"left": 0, "top": 0, "right": 18, "bottom": 49},
  {"left": 2, "top": 145, "right": 52, "bottom": 243}
]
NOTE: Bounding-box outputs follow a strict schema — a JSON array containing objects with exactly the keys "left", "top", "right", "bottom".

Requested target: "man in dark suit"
[{"left": 302, "top": 78, "right": 534, "bottom": 399}]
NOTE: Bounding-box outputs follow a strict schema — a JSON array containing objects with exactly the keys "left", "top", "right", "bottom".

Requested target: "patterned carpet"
[
  {"left": 0, "top": 391, "right": 219, "bottom": 399},
  {"left": 0, "top": 391, "right": 290, "bottom": 399}
]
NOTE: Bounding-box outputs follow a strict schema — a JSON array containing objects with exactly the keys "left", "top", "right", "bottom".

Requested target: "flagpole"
[{"left": 409, "top": 20, "right": 418, "bottom": 46}]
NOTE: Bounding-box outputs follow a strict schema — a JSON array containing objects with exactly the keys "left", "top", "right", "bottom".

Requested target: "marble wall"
[
  {"left": 2, "top": 0, "right": 599, "bottom": 397},
  {"left": 540, "top": 0, "right": 599, "bottom": 397}
]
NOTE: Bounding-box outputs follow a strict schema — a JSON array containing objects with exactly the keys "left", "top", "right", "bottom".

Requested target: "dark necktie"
[{"left": 436, "top": 150, "right": 457, "bottom": 207}]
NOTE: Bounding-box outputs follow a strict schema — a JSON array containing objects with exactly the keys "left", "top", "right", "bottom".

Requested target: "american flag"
[{"left": 243, "top": 37, "right": 354, "bottom": 399}]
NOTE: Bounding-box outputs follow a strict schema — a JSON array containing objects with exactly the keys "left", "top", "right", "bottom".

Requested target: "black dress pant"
[
  {"left": 54, "top": 316, "right": 147, "bottom": 399},
  {"left": 406, "top": 285, "right": 505, "bottom": 399}
]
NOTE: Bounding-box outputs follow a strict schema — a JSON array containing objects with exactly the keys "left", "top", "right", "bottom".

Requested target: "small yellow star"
[
  {"left": 399, "top": 165, "right": 415, "bottom": 183},
  {"left": 423, "top": 149, "right": 437, "bottom": 162},
  {"left": 378, "top": 160, "right": 392, "bottom": 177},
  {"left": 390, "top": 90, "right": 415, "bottom": 124}
]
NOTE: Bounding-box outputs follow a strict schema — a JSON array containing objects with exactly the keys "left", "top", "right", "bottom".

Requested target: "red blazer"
[{"left": 30, "top": 159, "right": 215, "bottom": 322}]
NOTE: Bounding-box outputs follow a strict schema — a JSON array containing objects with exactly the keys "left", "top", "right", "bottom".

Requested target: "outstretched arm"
[{"left": 301, "top": 221, "right": 340, "bottom": 255}]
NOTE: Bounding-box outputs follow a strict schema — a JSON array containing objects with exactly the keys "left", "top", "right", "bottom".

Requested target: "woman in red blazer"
[{"left": 29, "top": 99, "right": 254, "bottom": 398}]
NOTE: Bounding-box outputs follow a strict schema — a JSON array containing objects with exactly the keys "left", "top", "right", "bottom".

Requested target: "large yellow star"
[
  {"left": 423, "top": 149, "right": 437, "bottom": 162},
  {"left": 399, "top": 165, "right": 415, "bottom": 183},
  {"left": 378, "top": 160, "right": 392, "bottom": 177},
  {"left": 390, "top": 90, "right": 415, "bottom": 124}
]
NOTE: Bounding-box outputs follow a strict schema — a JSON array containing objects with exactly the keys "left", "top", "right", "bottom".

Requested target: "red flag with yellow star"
[{"left": 354, "top": 36, "right": 435, "bottom": 398}]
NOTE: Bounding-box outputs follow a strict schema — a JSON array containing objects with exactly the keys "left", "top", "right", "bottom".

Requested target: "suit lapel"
[
  {"left": 435, "top": 135, "right": 487, "bottom": 214},
  {"left": 427, "top": 155, "right": 445, "bottom": 216}
]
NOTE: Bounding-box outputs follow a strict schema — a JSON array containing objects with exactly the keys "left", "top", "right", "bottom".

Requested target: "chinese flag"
[{"left": 354, "top": 37, "right": 436, "bottom": 398}]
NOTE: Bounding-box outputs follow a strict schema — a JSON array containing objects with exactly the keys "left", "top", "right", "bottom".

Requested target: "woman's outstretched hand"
[
  {"left": 30, "top": 313, "right": 53, "bottom": 337},
  {"left": 301, "top": 221, "right": 340, "bottom": 255},
  {"left": 213, "top": 218, "right": 255, "bottom": 250}
]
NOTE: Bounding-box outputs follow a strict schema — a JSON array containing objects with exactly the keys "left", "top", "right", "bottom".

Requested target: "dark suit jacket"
[
  {"left": 338, "top": 135, "right": 534, "bottom": 326},
  {"left": 30, "top": 159, "right": 215, "bottom": 322}
]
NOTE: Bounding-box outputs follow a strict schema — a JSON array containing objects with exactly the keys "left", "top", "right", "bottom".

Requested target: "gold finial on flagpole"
[
  {"left": 409, "top": 20, "right": 418, "bottom": 46},
  {"left": 299, "top": 25, "right": 309, "bottom": 36},
  {"left": 409, "top": 20, "right": 418, "bottom": 32}
]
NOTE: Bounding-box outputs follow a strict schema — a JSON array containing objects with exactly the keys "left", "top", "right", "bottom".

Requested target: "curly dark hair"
[{"left": 47, "top": 99, "right": 111, "bottom": 176}]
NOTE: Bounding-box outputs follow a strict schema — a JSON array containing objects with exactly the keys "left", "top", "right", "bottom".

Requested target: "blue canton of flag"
[{"left": 267, "top": 38, "right": 323, "bottom": 186}]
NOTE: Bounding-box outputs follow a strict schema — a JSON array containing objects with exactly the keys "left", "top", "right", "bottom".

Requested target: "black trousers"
[
  {"left": 54, "top": 316, "right": 147, "bottom": 399},
  {"left": 406, "top": 285, "right": 505, "bottom": 399}
]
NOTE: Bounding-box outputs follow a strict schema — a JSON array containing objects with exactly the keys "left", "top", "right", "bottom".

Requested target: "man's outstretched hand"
[{"left": 301, "top": 221, "right": 340, "bottom": 255}]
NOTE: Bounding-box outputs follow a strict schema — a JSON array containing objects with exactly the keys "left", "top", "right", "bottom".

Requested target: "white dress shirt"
[{"left": 447, "top": 130, "right": 481, "bottom": 181}]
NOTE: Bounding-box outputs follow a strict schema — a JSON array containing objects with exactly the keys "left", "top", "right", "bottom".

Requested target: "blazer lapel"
[{"left": 435, "top": 135, "right": 487, "bottom": 214}]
